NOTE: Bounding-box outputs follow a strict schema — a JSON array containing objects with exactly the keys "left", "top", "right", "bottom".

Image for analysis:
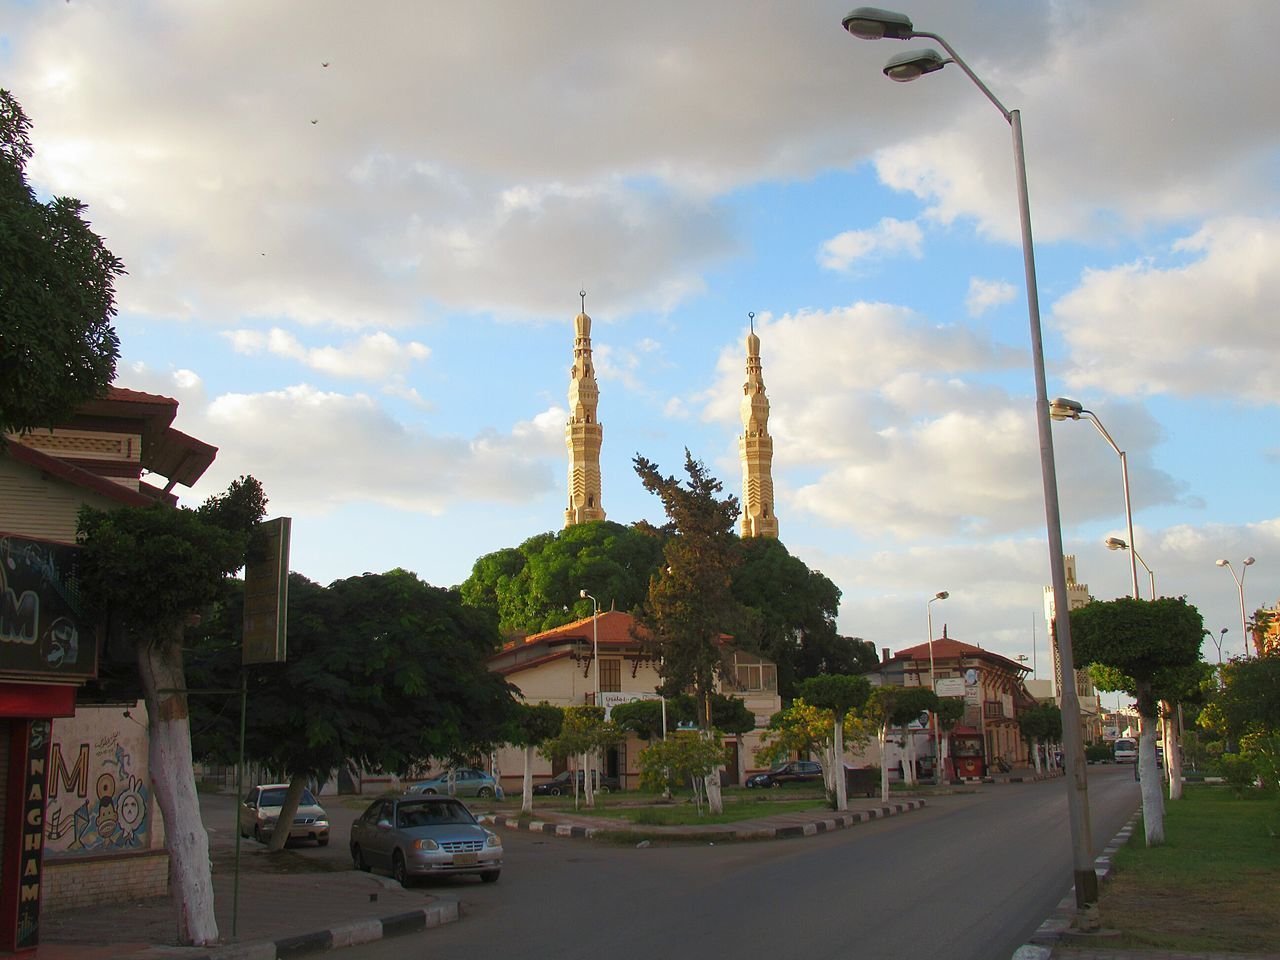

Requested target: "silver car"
[
  {"left": 239, "top": 783, "right": 330, "bottom": 846},
  {"left": 350, "top": 795, "right": 502, "bottom": 886}
]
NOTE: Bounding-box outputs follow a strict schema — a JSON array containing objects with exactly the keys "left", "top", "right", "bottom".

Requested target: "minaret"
[
  {"left": 1044, "top": 555, "right": 1095, "bottom": 701},
  {"left": 739, "top": 313, "right": 778, "bottom": 539},
  {"left": 565, "top": 291, "right": 605, "bottom": 527}
]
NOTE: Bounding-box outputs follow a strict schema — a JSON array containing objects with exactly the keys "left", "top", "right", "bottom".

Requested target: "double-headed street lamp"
[
  {"left": 1105, "top": 537, "right": 1155, "bottom": 600},
  {"left": 840, "top": 6, "right": 1098, "bottom": 922},
  {"left": 1215, "top": 558, "right": 1255, "bottom": 658},
  {"left": 1050, "top": 398, "right": 1139, "bottom": 601},
  {"left": 926, "top": 590, "right": 948, "bottom": 782}
]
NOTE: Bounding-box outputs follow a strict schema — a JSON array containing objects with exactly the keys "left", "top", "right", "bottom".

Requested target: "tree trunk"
[
  {"left": 833, "top": 717, "right": 848, "bottom": 812},
  {"left": 902, "top": 732, "right": 916, "bottom": 786},
  {"left": 1138, "top": 710, "right": 1165, "bottom": 846},
  {"left": 1031, "top": 740, "right": 1042, "bottom": 776},
  {"left": 736, "top": 734, "right": 745, "bottom": 787},
  {"left": 521, "top": 745, "right": 534, "bottom": 815},
  {"left": 879, "top": 726, "right": 890, "bottom": 803},
  {"left": 267, "top": 776, "right": 307, "bottom": 852},
  {"left": 940, "top": 730, "right": 951, "bottom": 780},
  {"left": 137, "top": 632, "right": 218, "bottom": 946},
  {"left": 1168, "top": 704, "right": 1184, "bottom": 800}
]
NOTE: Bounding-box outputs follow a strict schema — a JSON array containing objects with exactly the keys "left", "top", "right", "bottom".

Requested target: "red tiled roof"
[
  {"left": 519, "top": 610, "right": 649, "bottom": 647},
  {"left": 4, "top": 442, "right": 164, "bottom": 508},
  {"left": 105, "top": 386, "right": 179, "bottom": 406},
  {"left": 894, "top": 637, "right": 1027, "bottom": 674}
]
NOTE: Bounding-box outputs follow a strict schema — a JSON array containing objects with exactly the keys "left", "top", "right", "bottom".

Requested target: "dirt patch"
[{"left": 1101, "top": 871, "right": 1280, "bottom": 954}]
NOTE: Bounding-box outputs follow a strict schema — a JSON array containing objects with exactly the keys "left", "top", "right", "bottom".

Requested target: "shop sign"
[{"left": 0, "top": 535, "right": 97, "bottom": 681}]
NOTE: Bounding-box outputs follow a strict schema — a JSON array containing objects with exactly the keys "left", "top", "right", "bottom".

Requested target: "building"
[
  {"left": 1, "top": 387, "right": 216, "bottom": 950},
  {"left": 485, "top": 610, "right": 781, "bottom": 789},
  {"left": 564, "top": 295, "right": 605, "bottom": 527},
  {"left": 738, "top": 317, "right": 778, "bottom": 539},
  {"left": 1043, "top": 555, "right": 1103, "bottom": 742},
  {"left": 1253, "top": 600, "right": 1278, "bottom": 657}
]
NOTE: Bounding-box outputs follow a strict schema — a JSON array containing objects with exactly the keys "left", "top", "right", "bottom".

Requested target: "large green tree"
[
  {"left": 77, "top": 476, "right": 267, "bottom": 946},
  {"left": 1, "top": 89, "right": 122, "bottom": 436},
  {"left": 1071, "top": 596, "right": 1204, "bottom": 845},
  {"left": 1200, "top": 653, "right": 1280, "bottom": 789},
  {"left": 796, "top": 674, "right": 872, "bottom": 810}
]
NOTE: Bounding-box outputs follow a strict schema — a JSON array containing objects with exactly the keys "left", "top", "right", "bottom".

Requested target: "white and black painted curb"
[
  {"left": 204, "top": 898, "right": 459, "bottom": 960},
  {"left": 1010, "top": 810, "right": 1141, "bottom": 960},
  {"left": 479, "top": 799, "right": 926, "bottom": 841}
]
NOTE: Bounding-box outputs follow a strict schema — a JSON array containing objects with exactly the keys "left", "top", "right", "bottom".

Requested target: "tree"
[
  {"left": 796, "top": 675, "right": 872, "bottom": 811},
  {"left": 76, "top": 476, "right": 267, "bottom": 946},
  {"left": 1, "top": 89, "right": 123, "bottom": 437},
  {"left": 935, "top": 697, "right": 965, "bottom": 779},
  {"left": 863, "top": 686, "right": 938, "bottom": 801},
  {"left": 1071, "top": 596, "right": 1204, "bottom": 846},
  {"left": 632, "top": 450, "right": 746, "bottom": 814},
  {"left": 611, "top": 699, "right": 667, "bottom": 740},
  {"left": 637, "top": 731, "right": 728, "bottom": 813},
  {"left": 1200, "top": 654, "right": 1280, "bottom": 789},
  {"left": 1017, "top": 702, "right": 1063, "bottom": 775},
  {"left": 541, "top": 706, "right": 616, "bottom": 809},
  {"left": 509, "top": 703, "right": 564, "bottom": 815}
]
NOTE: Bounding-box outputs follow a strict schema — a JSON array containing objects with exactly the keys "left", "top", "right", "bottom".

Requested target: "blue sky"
[{"left": 7, "top": 1, "right": 1279, "bottom": 701}]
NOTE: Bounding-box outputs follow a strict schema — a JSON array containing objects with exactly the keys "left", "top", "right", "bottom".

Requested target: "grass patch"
[
  {"left": 1101, "top": 785, "right": 1280, "bottom": 953},
  {"left": 560, "top": 797, "right": 824, "bottom": 826}
]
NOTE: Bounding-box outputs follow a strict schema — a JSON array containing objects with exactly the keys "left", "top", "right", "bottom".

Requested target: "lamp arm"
[
  {"left": 1082, "top": 411, "right": 1122, "bottom": 458},
  {"left": 912, "top": 30, "right": 1012, "bottom": 121}
]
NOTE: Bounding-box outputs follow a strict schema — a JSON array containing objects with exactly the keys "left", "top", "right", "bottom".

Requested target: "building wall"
[
  {"left": 0, "top": 458, "right": 122, "bottom": 545},
  {"left": 42, "top": 851, "right": 169, "bottom": 912}
]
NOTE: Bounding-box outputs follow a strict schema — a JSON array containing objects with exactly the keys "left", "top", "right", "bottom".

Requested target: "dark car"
[
  {"left": 349, "top": 795, "right": 502, "bottom": 886},
  {"left": 745, "top": 760, "right": 823, "bottom": 788},
  {"left": 532, "top": 770, "right": 620, "bottom": 796}
]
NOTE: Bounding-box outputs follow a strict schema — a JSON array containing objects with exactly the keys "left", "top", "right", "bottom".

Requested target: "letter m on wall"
[{"left": 50, "top": 743, "right": 89, "bottom": 799}]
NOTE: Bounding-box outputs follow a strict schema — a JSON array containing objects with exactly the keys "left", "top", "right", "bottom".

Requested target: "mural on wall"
[
  {"left": 44, "top": 707, "right": 153, "bottom": 858},
  {"left": 0, "top": 533, "right": 98, "bottom": 681}
]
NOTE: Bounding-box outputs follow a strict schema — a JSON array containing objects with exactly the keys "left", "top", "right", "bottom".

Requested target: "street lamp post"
[
  {"left": 1104, "top": 537, "right": 1155, "bottom": 600},
  {"left": 1050, "top": 398, "right": 1139, "bottom": 600},
  {"left": 926, "top": 590, "right": 948, "bottom": 782},
  {"left": 579, "top": 589, "right": 600, "bottom": 705},
  {"left": 1215, "top": 558, "right": 1255, "bottom": 658},
  {"left": 840, "top": 6, "right": 1098, "bottom": 923}
]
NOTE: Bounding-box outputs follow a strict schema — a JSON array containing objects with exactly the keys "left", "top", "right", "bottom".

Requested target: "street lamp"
[
  {"left": 1104, "top": 537, "right": 1155, "bottom": 600},
  {"left": 841, "top": 6, "right": 1098, "bottom": 923},
  {"left": 579, "top": 589, "right": 600, "bottom": 704},
  {"left": 1215, "top": 558, "right": 1255, "bottom": 658},
  {"left": 1051, "top": 398, "right": 1139, "bottom": 601},
  {"left": 926, "top": 590, "right": 948, "bottom": 782}
]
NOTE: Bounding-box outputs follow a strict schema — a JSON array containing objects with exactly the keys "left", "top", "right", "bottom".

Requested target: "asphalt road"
[{"left": 284, "top": 766, "right": 1140, "bottom": 960}]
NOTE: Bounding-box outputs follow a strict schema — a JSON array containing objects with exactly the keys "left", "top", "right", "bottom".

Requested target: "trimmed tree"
[
  {"left": 1017, "top": 702, "right": 1063, "bottom": 775},
  {"left": 864, "top": 686, "right": 939, "bottom": 800},
  {"left": 76, "top": 476, "right": 267, "bottom": 946},
  {"left": 796, "top": 675, "right": 872, "bottom": 811},
  {"left": 637, "top": 731, "right": 728, "bottom": 813},
  {"left": 1071, "top": 596, "right": 1204, "bottom": 846},
  {"left": 510, "top": 703, "right": 564, "bottom": 815},
  {"left": 935, "top": 697, "right": 965, "bottom": 780}
]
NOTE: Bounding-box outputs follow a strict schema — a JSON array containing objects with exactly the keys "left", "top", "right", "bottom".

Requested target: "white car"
[{"left": 240, "top": 783, "right": 330, "bottom": 846}]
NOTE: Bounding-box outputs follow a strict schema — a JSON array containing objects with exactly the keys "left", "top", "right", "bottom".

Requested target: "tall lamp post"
[
  {"left": 840, "top": 6, "right": 1097, "bottom": 922},
  {"left": 1215, "top": 558, "right": 1255, "bottom": 658},
  {"left": 579, "top": 589, "right": 600, "bottom": 705},
  {"left": 926, "top": 590, "right": 948, "bottom": 782},
  {"left": 1104, "top": 537, "right": 1155, "bottom": 600},
  {"left": 1050, "top": 398, "right": 1138, "bottom": 600}
]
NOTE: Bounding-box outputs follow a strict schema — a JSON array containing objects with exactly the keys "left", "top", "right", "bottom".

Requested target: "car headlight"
[
  {"left": 315, "top": 820, "right": 329, "bottom": 829},
  {"left": 412, "top": 838, "right": 440, "bottom": 851},
  {"left": 484, "top": 830, "right": 501, "bottom": 847}
]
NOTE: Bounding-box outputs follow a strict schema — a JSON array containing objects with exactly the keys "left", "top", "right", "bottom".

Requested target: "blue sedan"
[
  {"left": 407, "top": 767, "right": 504, "bottom": 799},
  {"left": 350, "top": 795, "right": 502, "bottom": 885}
]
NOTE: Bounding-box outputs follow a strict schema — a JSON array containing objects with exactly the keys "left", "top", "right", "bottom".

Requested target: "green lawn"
[{"left": 1101, "top": 785, "right": 1280, "bottom": 953}]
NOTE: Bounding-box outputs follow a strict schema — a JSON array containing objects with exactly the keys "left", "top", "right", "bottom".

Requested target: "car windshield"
[
  {"left": 258, "top": 788, "right": 318, "bottom": 807},
  {"left": 1115, "top": 740, "right": 1136, "bottom": 751},
  {"left": 397, "top": 801, "right": 475, "bottom": 827}
]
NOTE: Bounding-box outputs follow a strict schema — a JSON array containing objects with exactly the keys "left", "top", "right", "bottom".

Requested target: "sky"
[{"left": 7, "top": 1, "right": 1279, "bottom": 704}]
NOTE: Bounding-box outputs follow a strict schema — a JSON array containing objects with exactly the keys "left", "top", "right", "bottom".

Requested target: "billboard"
[
  {"left": 242, "top": 517, "right": 291, "bottom": 664},
  {"left": 0, "top": 534, "right": 98, "bottom": 681}
]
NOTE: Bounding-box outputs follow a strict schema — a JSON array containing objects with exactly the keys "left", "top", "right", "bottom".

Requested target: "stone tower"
[
  {"left": 738, "top": 315, "right": 778, "bottom": 539},
  {"left": 1044, "top": 555, "right": 1095, "bottom": 701},
  {"left": 564, "top": 293, "right": 605, "bottom": 527}
]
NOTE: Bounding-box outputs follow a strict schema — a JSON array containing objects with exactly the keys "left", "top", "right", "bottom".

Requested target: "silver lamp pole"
[
  {"left": 1215, "top": 558, "right": 1255, "bottom": 658},
  {"left": 927, "top": 590, "right": 948, "bottom": 781}
]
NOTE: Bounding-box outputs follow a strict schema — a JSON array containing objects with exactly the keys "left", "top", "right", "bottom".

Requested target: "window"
[
  {"left": 983, "top": 701, "right": 1005, "bottom": 718},
  {"left": 599, "top": 658, "right": 622, "bottom": 692}
]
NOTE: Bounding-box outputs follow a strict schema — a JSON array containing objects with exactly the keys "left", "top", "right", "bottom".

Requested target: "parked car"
[
  {"left": 349, "top": 795, "right": 502, "bottom": 885},
  {"left": 239, "top": 784, "right": 330, "bottom": 846},
  {"left": 744, "top": 760, "right": 823, "bottom": 788},
  {"left": 531, "top": 770, "right": 620, "bottom": 796},
  {"left": 407, "top": 768, "right": 504, "bottom": 799}
]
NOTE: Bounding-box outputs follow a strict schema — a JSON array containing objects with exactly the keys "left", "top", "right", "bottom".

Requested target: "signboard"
[
  {"left": 242, "top": 517, "right": 291, "bottom": 665},
  {"left": 935, "top": 677, "right": 965, "bottom": 697},
  {"left": 964, "top": 668, "right": 979, "bottom": 686},
  {"left": 14, "top": 720, "right": 52, "bottom": 950},
  {"left": 599, "top": 691, "right": 661, "bottom": 720},
  {"left": 0, "top": 534, "right": 97, "bottom": 682}
]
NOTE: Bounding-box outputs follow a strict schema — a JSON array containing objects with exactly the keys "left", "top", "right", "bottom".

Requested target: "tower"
[
  {"left": 738, "top": 314, "right": 778, "bottom": 539},
  {"left": 564, "top": 292, "right": 605, "bottom": 527},
  {"left": 1044, "top": 555, "right": 1096, "bottom": 702}
]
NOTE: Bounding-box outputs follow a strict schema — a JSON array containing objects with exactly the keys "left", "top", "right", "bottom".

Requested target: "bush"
[
  {"left": 1085, "top": 742, "right": 1113, "bottom": 763},
  {"left": 1217, "top": 755, "right": 1257, "bottom": 797}
]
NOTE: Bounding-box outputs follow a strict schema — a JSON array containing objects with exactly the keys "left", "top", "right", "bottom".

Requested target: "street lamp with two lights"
[{"left": 1215, "top": 558, "right": 1256, "bottom": 658}]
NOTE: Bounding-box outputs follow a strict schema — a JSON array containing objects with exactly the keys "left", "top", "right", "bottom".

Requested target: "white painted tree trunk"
[
  {"left": 521, "top": 745, "right": 534, "bottom": 815},
  {"left": 940, "top": 731, "right": 951, "bottom": 781},
  {"left": 137, "top": 633, "right": 218, "bottom": 946},
  {"left": 736, "top": 734, "right": 745, "bottom": 787},
  {"left": 879, "top": 726, "right": 891, "bottom": 803},
  {"left": 902, "top": 732, "right": 917, "bottom": 786},
  {"left": 1031, "top": 741, "right": 1042, "bottom": 776},
  {"left": 581, "top": 751, "right": 594, "bottom": 807},
  {"left": 833, "top": 718, "right": 848, "bottom": 812},
  {"left": 1167, "top": 705, "right": 1184, "bottom": 801},
  {"left": 1138, "top": 712, "right": 1165, "bottom": 846}
]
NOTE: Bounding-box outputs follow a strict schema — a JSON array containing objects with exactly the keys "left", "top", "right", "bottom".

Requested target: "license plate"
[{"left": 453, "top": 853, "right": 478, "bottom": 866}]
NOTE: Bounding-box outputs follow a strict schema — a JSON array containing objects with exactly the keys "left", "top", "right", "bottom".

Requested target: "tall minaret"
[
  {"left": 739, "top": 313, "right": 778, "bottom": 539},
  {"left": 565, "top": 291, "right": 605, "bottom": 527}
]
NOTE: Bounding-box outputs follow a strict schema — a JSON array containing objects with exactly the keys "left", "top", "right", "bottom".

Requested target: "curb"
[
  {"left": 204, "top": 898, "right": 460, "bottom": 960},
  {"left": 1010, "top": 809, "right": 1140, "bottom": 959},
  {"left": 479, "top": 799, "right": 926, "bottom": 841}
]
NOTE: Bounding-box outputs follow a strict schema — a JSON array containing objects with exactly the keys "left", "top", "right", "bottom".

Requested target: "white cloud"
[
  {"left": 966, "top": 277, "right": 1016, "bottom": 317},
  {"left": 1053, "top": 218, "right": 1280, "bottom": 404},
  {"left": 819, "top": 218, "right": 923, "bottom": 272},
  {"left": 223, "top": 328, "right": 430, "bottom": 381}
]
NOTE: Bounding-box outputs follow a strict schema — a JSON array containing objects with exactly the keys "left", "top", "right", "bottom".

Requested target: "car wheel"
[
  {"left": 481, "top": 870, "right": 500, "bottom": 884},
  {"left": 477, "top": 787, "right": 494, "bottom": 799},
  {"left": 597, "top": 784, "right": 610, "bottom": 794},
  {"left": 393, "top": 851, "right": 410, "bottom": 887},
  {"left": 253, "top": 824, "right": 264, "bottom": 843},
  {"left": 318, "top": 836, "right": 329, "bottom": 847},
  {"left": 769, "top": 781, "right": 780, "bottom": 789},
  {"left": 351, "top": 844, "right": 370, "bottom": 872},
  {"left": 550, "top": 787, "right": 562, "bottom": 797}
]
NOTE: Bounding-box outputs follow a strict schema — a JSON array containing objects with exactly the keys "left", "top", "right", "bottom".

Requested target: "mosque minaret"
[
  {"left": 738, "top": 314, "right": 778, "bottom": 539},
  {"left": 564, "top": 291, "right": 606, "bottom": 527}
]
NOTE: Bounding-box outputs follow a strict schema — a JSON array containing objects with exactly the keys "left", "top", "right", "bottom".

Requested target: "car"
[
  {"left": 744, "top": 760, "right": 823, "bottom": 788},
  {"left": 349, "top": 795, "right": 502, "bottom": 886},
  {"left": 239, "top": 783, "right": 330, "bottom": 846},
  {"left": 531, "top": 770, "right": 620, "bottom": 796},
  {"left": 406, "top": 767, "right": 504, "bottom": 799}
]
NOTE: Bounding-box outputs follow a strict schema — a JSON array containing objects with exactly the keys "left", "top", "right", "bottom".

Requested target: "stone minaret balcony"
[
  {"left": 565, "top": 294, "right": 605, "bottom": 527},
  {"left": 738, "top": 316, "right": 778, "bottom": 539}
]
